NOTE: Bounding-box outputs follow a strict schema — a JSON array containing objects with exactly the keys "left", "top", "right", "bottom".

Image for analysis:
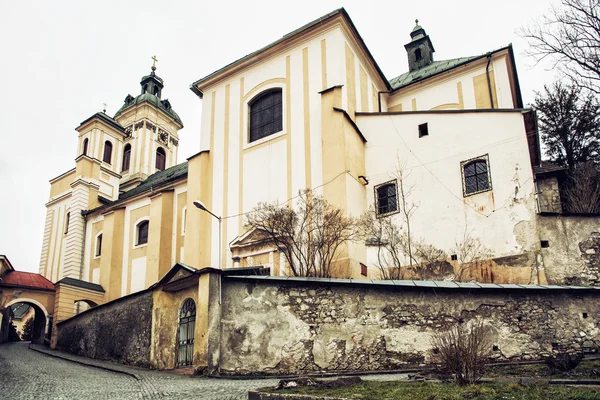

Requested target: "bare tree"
[
  {"left": 245, "top": 190, "right": 360, "bottom": 278},
  {"left": 451, "top": 228, "right": 493, "bottom": 282},
  {"left": 563, "top": 162, "right": 600, "bottom": 213},
  {"left": 395, "top": 160, "right": 419, "bottom": 269},
  {"left": 520, "top": 0, "right": 600, "bottom": 94}
]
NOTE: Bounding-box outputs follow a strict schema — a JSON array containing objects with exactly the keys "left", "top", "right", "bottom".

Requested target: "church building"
[{"left": 39, "top": 8, "right": 566, "bottom": 345}]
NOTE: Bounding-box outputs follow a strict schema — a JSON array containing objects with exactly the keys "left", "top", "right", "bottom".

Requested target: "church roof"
[
  {"left": 1, "top": 271, "right": 55, "bottom": 291},
  {"left": 118, "top": 161, "right": 188, "bottom": 202},
  {"left": 77, "top": 112, "right": 125, "bottom": 133},
  {"left": 114, "top": 93, "right": 183, "bottom": 127},
  {"left": 388, "top": 45, "right": 512, "bottom": 91}
]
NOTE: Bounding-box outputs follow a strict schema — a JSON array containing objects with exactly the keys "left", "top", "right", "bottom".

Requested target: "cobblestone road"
[
  {"left": 0, "top": 342, "right": 407, "bottom": 399},
  {"left": 0, "top": 342, "right": 278, "bottom": 400}
]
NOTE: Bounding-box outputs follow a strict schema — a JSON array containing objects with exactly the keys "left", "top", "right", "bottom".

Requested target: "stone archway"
[{"left": 5, "top": 298, "right": 49, "bottom": 345}]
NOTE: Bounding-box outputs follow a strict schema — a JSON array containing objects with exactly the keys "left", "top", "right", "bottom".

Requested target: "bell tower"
[
  {"left": 112, "top": 57, "right": 184, "bottom": 192},
  {"left": 404, "top": 20, "right": 435, "bottom": 72}
]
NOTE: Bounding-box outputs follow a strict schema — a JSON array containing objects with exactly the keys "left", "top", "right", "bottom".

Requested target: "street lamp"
[{"left": 193, "top": 200, "right": 222, "bottom": 269}]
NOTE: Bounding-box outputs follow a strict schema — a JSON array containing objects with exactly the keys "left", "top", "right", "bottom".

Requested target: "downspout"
[
  {"left": 79, "top": 211, "right": 88, "bottom": 281},
  {"left": 378, "top": 90, "right": 391, "bottom": 112},
  {"left": 485, "top": 53, "right": 495, "bottom": 109}
]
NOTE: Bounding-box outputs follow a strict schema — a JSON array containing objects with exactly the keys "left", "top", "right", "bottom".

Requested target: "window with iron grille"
[
  {"left": 375, "top": 181, "right": 398, "bottom": 216},
  {"left": 249, "top": 89, "right": 283, "bottom": 143},
  {"left": 461, "top": 155, "right": 492, "bottom": 196}
]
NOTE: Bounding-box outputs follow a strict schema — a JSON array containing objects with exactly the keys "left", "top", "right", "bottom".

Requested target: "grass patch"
[
  {"left": 271, "top": 380, "right": 600, "bottom": 399},
  {"left": 486, "top": 360, "right": 600, "bottom": 379}
]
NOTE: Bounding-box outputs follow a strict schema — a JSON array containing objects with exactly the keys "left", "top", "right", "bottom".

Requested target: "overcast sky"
[{"left": 0, "top": 0, "right": 561, "bottom": 274}]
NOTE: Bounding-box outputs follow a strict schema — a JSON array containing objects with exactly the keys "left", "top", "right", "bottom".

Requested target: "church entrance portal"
[{"left": 176, "top": 298, "right": 196, "bottom": 367}]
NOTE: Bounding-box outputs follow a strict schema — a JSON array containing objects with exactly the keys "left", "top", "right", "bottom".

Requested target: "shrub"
[
  {"left": 431, "top": 319, "right": 494, "bottom": 386},
  {"left": 545, "top": 352, "right": 583, "bottom": 373}
]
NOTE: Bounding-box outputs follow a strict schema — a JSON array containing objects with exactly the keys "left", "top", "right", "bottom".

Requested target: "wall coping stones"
[{"left": 224, "top": 275, "right": 600, "bottom": 292}]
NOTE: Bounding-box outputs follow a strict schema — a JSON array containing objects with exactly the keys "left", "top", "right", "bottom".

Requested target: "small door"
[{"left": 176, "top": 298, "right": 196, "bottom": 367}]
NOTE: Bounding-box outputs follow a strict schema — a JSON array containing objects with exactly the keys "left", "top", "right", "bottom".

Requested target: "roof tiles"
[{"left": 1, "top": 271, "right": 55, "bottom": 291}]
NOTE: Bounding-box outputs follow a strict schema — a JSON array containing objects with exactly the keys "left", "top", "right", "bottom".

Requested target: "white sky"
[{"left": 0, "top": 0, "right": 561, "bottom": 274}]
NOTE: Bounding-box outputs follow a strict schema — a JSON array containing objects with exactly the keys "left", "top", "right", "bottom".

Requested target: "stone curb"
[
  {"left": 248, "top": 391, "right": 349, "bottom": 400},
  {"left": 209, "top": 368, "right": 424, "bottom": 380},
  {"left": 28, "top": 344, "right": 142, "bottom": 380}
]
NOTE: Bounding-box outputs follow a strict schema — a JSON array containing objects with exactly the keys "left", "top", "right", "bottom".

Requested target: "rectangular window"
[
  {"left": 375, "top": 180, "right": 398, "bottom": 216},
  {"left": 95, "top": 234, "right": 102, "bottom": 257},
  {"left": 418, "top": 123, "right": 428, "bottom": 138},
  {"left": 460, "top": 155, "right": 492, "bottom": 197}
]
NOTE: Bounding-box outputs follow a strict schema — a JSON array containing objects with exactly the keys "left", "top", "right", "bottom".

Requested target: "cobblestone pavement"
[{"left": 0, "top": 341, "right": 408, "bottom": 399}]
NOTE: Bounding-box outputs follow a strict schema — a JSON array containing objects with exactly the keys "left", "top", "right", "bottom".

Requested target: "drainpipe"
[
  {"left": 485, "top": 53, "right": 494, "bottom": 109},
  {"left": 378, "top": 90, "right": 391, "bottom": 112}
]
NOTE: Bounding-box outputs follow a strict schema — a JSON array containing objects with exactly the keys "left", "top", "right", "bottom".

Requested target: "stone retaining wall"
[
  {"left": 219, "top": 277, "right": 600, "bottom": 375},
  {"left": 56, "top": 290, "right": 153, "bottom": 367}
]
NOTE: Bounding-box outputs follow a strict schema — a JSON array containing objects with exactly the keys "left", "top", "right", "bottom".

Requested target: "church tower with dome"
[{"left": 39, "top": 60, "right": 183, "bottom": 290}]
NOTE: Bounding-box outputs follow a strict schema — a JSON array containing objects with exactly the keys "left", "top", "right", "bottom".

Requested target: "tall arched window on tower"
[
  {"left": 249, "top": 89, "right": 283, "bottom": 143},
  {"left": 156, "top": 147, "right": 166, "bottom": 171},
  {"left": 82, "top": 138, "right": 88, "bottom": 156},
  {"left": 122, "top": 144, "right": 131, "bottom": 171},
  {"left": 103, "top": 141, "right": 113, "bottom": 164}
]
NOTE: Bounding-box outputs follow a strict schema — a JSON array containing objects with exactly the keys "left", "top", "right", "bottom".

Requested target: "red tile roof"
[{"left": 1, "top": 271, "right": 55, "bottom": 291}]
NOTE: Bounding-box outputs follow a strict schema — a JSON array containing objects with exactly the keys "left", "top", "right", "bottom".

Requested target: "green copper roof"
[
  {"left": 389, "top": 45, "right": 512, "bottom": 92},
  {"left": 389, "top": 55, "right": 479, "bottom": 91},
  {"left": 114, "top": 92, "right": 183, "bottom": 127},
  {"left": 118, "top": 161, "right": 188, "bottom": 202}
]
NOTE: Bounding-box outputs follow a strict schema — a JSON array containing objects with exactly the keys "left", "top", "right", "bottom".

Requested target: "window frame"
[
  {"left": 460, "top": 154, "right": 492, "bottom": 197},
  {"left": 247, "top": 88, "right": 284, "bottom": 145},
  {"left": 94, "top": 232, "right": 103, "bottom": 258},
  {"left": 155, "top": 147, "right": 166, "bottom": 171},
  {"left": 102, "top": 140, "right": 113, "bottom": 164},
  {"left": 135, "top": 219, "right": 150, "bottom": 247},
  {"left": 122, "top": 143, "right": 132, "bottom": 172},
  {"left": 374, "top": 180, "right": 400, "bottom": 217}
]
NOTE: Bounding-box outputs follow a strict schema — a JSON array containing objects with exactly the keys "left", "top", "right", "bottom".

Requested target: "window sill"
[
  {"left": 93, "top": 255, "right": 101, "bottom": 259},
  {"left": 463, "top": 188, "right": 493, "bottom": 198},
  {"left": 376, "top": 209, "right": 400, "bottom": 218},
  {"left": 244, "top": 129, "right": 286, "bottom": 150},
  {"left": 133, "top": 243, "right": 148, "bottom": 250}
]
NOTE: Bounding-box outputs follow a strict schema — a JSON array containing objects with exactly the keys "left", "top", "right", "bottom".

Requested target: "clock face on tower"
[{"left": 158, "top": 130, "right": 169, "bottom": 145}]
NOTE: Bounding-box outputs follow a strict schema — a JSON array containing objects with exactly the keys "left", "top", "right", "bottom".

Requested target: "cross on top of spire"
[{"left": 151, "top": 55, "right": 158, "bottom": 72}]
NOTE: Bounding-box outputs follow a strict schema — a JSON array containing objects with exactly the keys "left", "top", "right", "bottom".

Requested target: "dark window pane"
[
  {"left": 465, "top": 176, "right": 478, "bottom": 194},
  {"left": 464, "top": 162, "right": 476, "bottom": 177},
  {"left": 138, "top": 221, "right": 149, "bottom": 245},
  {"left": 475, "top": 161, "right": 487, "bottom": 174},
  {"left": 249, "top": 89, "right": 283, "bottom": 143},
  {"left": 477, "top": 174, "right": 489, "bottom": 190},
  {"left": 377, "top": 183, "right": 397, "bottom": 215},
  {"left": 103, "top": 141, "right": 112, "bottom": 164}
]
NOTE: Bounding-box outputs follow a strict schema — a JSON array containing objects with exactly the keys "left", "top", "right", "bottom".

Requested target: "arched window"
[
  {"left": 95, "top": 233, "right": 103, "bottom": 257},
  {"left": 462, "top": 157, "right": 491, "bottom": 196},
  {"left": 122, "top": 144, "right": 131, "bottom": 171},
  {"left": 415, "top": 48, "right": 423, "bottom": 61},
  {"left": 103, "top": 141, "right": 113, "bottom": 164},
  {"left": 82, "top": 138, "right": 88, "bottom": 156},
  {"left": 249, "top": 89, "right": 283, "bottom": 143},
  {"left": 137, "top": 220, "right": 149, "bottom": 245},
  {"left": 155, "top": 147, "right": 166, "bottom": 171}
]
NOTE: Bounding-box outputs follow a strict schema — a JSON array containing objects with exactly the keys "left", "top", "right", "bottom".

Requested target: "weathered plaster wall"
[
  {"left": 56, "top": 290, "right": 152, "bottom": 367},
  {"left": 150, "top": 285, "right": 198, "bottom": 370},
  {"left": 220, "top": 278, "right": 600, "bottom": 375},
  {"left": 539, "top": 215, "right": 600, "bottom": 286}
]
